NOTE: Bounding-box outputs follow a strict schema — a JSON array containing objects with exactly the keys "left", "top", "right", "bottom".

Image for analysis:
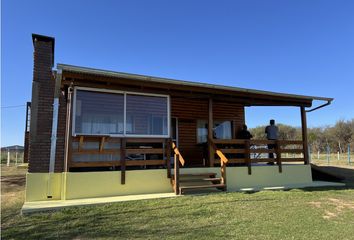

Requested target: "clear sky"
[{"left": 1, "top": 0, "right": 354, "bottom": 147}]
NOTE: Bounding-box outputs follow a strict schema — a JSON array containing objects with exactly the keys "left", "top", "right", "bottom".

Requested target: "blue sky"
[{"left": 1, "top": 0, "right": 354, "bottom": 147}]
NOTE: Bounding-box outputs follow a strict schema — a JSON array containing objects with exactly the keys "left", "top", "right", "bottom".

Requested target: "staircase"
[
  {"left": 171, "top": 172, "right": 226, "bottom": 195},
  {"left": 170, "top": 141, "right": 228, "bottom": 195}
]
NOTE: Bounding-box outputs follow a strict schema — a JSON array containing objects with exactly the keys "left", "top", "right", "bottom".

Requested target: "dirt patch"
[
  {"left": 1, "top": 175, "right": 26, "bottom": 194},
  {"left": 309, "top": 198, "right": 354, "bottom": 220}
]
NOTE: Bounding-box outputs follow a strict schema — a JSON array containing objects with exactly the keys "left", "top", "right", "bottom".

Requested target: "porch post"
[
  {"left": 301, "top": 106, "right": 309, "bottom": 165},
  {"left": 208, "top": 98, "right": 215, "bottom": 167}
]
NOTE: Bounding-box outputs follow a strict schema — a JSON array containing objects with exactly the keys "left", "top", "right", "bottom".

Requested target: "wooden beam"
[
  {"left": 166, "top": 139, "right": 172, "bottom": 178},
  {"left": 208, "top": 98, "right": 214, "bottom": 167},
  {"left": 301, "top": 106, "right": 309, "bottom": 164},
  {"left": 79, "top": 136, "right": 84, "bottom": 152},
  {"left": 245, "top": 140, "right": 252, "bottom": 175},
  {"left": 174, "top": 154, "right": 180, "bottom": 195},
  {"left": 275, "top": 140, "right": 282, "bottom": 173},
  {"left": 99, "top": 137, "right": 106, "bottom": 152}
]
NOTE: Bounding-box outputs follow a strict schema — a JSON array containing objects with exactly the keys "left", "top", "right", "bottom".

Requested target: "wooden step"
[
  {"left": 179, "top": 177, "right": 221, "bottom": 183},
  {"left": 171, "top": 173, "right": 217, "bottom": 178},
  {"left": 179, "top": 184, "right": 226, "bottom": 193}
]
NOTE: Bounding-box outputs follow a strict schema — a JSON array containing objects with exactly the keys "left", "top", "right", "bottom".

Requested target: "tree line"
[{"left": 249, "top": 119, "right": 354, "bottom": 153}]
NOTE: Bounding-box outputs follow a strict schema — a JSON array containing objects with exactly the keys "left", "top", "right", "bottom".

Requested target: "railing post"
[
  {"left": 220, "top": 159, "right": 227, "bottom": 190},
  {"left": 245, "top": 140, "right": 251, "bottom": 175},
  {"left": 275, "top": 140, "right": 282, "bottom": 173},
  {"left": 120, "top": 138, "right": 126, "bottom": 184},
  {"left": 208, "top": 98, "right": 214, "bottom": 167},
  {"left": 174, "top": 154, "right": 180, "bottom": 195},
  {"left": 166, "top": 139, "right": 172, "bottom": 178},
  {"left": 301, "top": 106, "right": 309, "bottom": 165}
]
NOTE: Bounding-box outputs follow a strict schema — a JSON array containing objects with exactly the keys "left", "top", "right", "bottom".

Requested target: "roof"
[{"left": 57, "top": 63, "right": 333, "bottom": 106}]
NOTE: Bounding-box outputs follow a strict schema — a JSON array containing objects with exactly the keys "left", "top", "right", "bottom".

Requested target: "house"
[{"left": 25, "top": 34, "right": 334, "bottom": 202}]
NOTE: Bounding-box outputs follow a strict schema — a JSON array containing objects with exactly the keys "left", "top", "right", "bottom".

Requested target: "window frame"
[{"left": 72, "top": 86, "right": 170, "bottom": 138}]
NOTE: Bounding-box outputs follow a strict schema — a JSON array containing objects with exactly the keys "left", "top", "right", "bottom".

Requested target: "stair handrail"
[
  {"left": 171, "top": 142, "right": 186, "bottom": 194},
  {"left": 209, "top": 138, "right": 228, "bottom": 188},
  {"left": 172, "top": 142, "right": 185, "bottom": 166}
]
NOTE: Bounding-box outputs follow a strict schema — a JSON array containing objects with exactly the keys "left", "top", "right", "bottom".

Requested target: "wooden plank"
[
  {"left": 280, "top": 149, "right": 303, "bottom": 154},
  {"left": 79, "top": 136, "right": 84, "bottom": 152},
  {"left": 275, "top": 140, "right": 282, "bottom": 173},
  {"left": 166, "top": 139, "right": 172, "bottom": 178},
  {"left": 220, "top": 148, "right": 246, "bottom": 154},
  {"left": 250, "top": 139, "right": 276, "bottom": 145},
  {"left": 208, "top": 98, "right": 214, "bottom": 167},
  {"left": 213, "top": 139, "right": 246, "bottom": 144},
  {"left": 216, "top": 150, "right": 228, "bottom": 164},
  {"left": 301, "top": 107, "right": 309, "bottom": 165},
  {"left": 126, "top": 160, "right": 165, "bottom": 166},
  {"left": 279, "top": 158, "right": 305, "bottom": 162},
  {"left": 70, "top": 161, "right": 121, "bottom": 167},
  {"left": 72, "top": 149, "right": 120, "bottom": 154},
  {"left": 126, "top": 148, "right": 163, "bottom": 154},
  {"left": 220, "top": 156, "right": 227, "bottom": 189},
  {"left": 172, "top": 142, "right": 185, "bottom": 166},
  {"left": 222, "top": 159, "right": 247, "bottom": 163},
  {"left": 174, "top": 154, "right": 180, "bottom": 195},
  {"left": 120, "top": 138, "right": 126, "bottom": 184},
  {"left": 245, "top": 140, "right": 251, "bottom": 175},
  {"left": 126, "top": 138, "right": 165, "bottom": 143},
  {"left": 99, "top": 137, "right": 106, "bottom": 152},
  {"left": 250, "top": 149, "right": 275, "bottom": 154}
]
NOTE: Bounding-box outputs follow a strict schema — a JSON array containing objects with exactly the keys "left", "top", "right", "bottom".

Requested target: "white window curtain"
[{"left": 74, "top": 89, "right": 169, "bottom": 137}]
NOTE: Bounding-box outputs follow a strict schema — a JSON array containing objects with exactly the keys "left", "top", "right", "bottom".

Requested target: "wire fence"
[
  {"left": 309, "top": 144, "right": 353, "bottom": 166},
  {"left": 1, "top": 150, "right": 25, "bottom": 166}
]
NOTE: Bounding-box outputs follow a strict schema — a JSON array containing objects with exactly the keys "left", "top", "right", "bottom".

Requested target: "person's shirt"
[
  {"left": 265, "top": 125, "right": 278, "bottom": 140},
  {"left": 238, "top": 129, "right": 253, "bottom": 140}
]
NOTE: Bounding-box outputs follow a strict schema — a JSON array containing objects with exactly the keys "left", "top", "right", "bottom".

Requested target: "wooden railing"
[
  {"left": 209, "top": 139, "right": 228, "bottom": 189},
  {"left": 171, "top": 142, "right": 185, "bottom": 194},
  {"left": 70, "top": 135, "right": 171, "bottom": 184},
  {"left": 211, "top": 139, "right": 305, "bottom": 175}
]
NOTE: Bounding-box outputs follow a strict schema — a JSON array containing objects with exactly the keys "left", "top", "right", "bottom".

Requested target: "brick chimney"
[{"left": 28, "top": 34, "right": 56, "bottom": 173}]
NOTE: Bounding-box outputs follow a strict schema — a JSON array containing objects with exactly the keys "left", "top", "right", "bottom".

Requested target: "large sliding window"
[
  {"left": 126, "top": 94, "right": 168, "bottom": 135},
  {"left": 73, "top": 88, "right": 170, "bottom": 137},
  {"left": 74, "top": 90, "right": 124, "bottom": 135}
]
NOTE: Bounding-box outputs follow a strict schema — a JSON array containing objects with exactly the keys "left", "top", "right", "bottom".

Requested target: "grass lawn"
[{"left": 1, "top": 165, "right": 354, "bottom": 240}]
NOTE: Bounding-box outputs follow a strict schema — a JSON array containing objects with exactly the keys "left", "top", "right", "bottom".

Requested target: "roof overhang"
[{"left": 57, "top": 63, "right": 333, "bottom": 108}]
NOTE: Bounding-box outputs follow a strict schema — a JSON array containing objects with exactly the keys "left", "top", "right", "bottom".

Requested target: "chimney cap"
[{"left": 32, "top": 33, "right": 55, "bottom": 65}]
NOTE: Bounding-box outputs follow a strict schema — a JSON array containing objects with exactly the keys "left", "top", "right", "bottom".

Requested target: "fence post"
[
  {"left": 317, "top": 151, "right": 320, "bottom": 160},
  {"left": 326, "top": 145, "right": 330, "bottom": 164},
  {"left": 15, "top": 146, "right": 18, "bottom": 165},
  {"left": 7, "top": 149, "right": 10, "bottom": 166},
  {"left": 349, "top": 144, "right": 351, "bottom": 165},
  {"left": 308, "top": 145, "right": 312, "bottom": 163}
]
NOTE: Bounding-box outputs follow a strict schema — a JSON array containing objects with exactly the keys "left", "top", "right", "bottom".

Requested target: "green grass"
[{"left": 2, "top": 166, "right": 354, "bottom": 240}]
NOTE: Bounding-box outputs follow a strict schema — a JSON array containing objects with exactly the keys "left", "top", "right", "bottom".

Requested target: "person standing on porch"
[{"left": 265, "top": 119, "right": 278, "bottom": 164}]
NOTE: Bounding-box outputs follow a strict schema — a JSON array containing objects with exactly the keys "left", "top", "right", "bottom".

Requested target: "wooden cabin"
[{"left": 24, "top": 34, "right": 333, "bottom": 201}]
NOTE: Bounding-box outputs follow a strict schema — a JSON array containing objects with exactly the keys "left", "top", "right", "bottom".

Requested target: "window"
[
  {"left": 74, "top": 90, "right": 124, "bottom": 135},
  {"left": 126, "top": 94, "right": 168, "bottom": 135},
  {"left": 197, "top": 120, "right": 208, "bottom": 144},
  {"left": 196, "top": 120, "right": 232, "bottom": 143},
  {"left": 73, "top": 88, "right": 170, "bottom": 137},
  {"left": 214, "top": 121, "right": 232, "bottom": 140}
]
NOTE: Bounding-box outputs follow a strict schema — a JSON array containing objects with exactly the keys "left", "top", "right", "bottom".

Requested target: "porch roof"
[{"left": 57, "top": 63, "right": 333, "bottom": 108}]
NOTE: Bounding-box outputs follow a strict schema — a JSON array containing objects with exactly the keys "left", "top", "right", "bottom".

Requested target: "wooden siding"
[{"left": 171, "top": 97, "right": 245, "bottom": 166}]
